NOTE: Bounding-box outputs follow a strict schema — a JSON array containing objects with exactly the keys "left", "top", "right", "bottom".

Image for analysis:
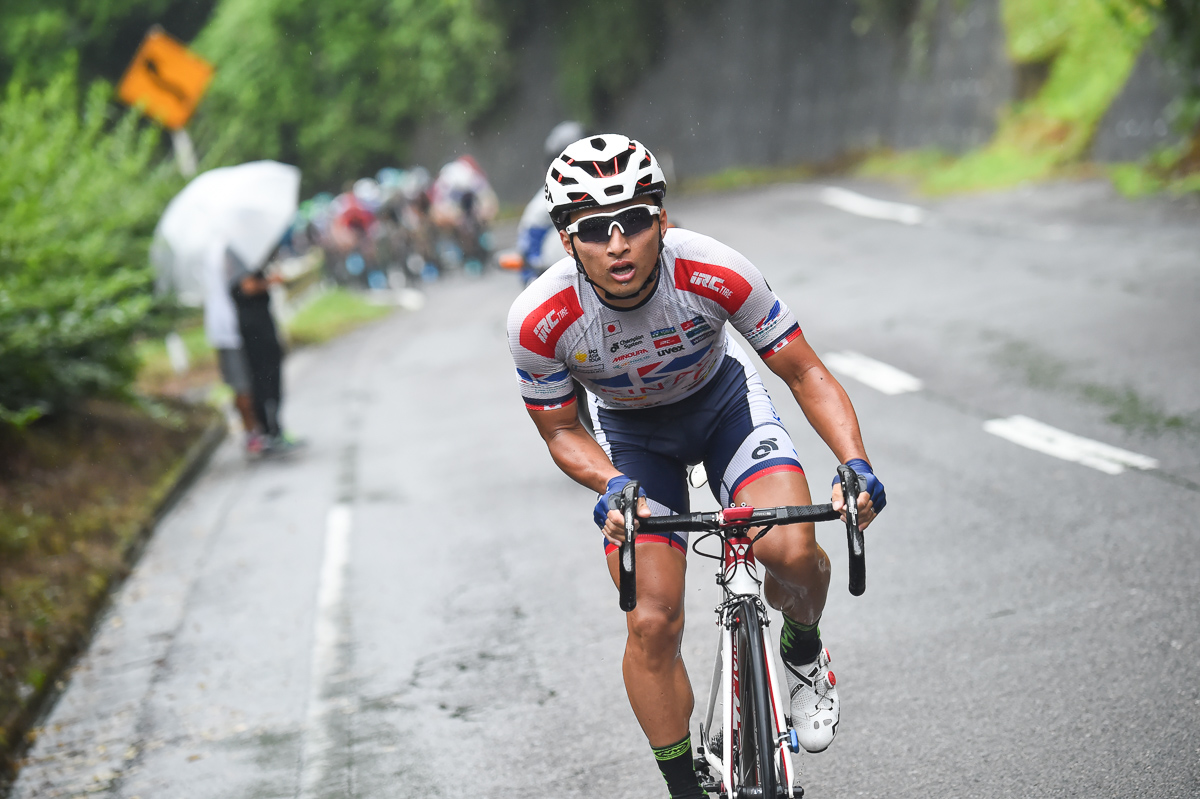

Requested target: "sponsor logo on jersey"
[
  {"left": 574, "top": 349, "right": 602, "bottom": 365},
  {"left": 652, "top": 334, "right": 682, "bottom": 348},
  {"left": 650, "top": 326, "right": 676, "bottom": 338},
  {"left": 613, "top": 348, "right": 649, "bottom": 364},
  {"left": 686, "top": 326, "right": 714, "bottom": 341},
  {"left": 609, "top": 335, "right": 644, "bottom": 353},
  {"left": 519, "top": 288, "right": 583, "bottom": 358},
  {"left": 603, "top": 320, "right": 623, "bottom": 336},
  {"left": 656, "top": 344, "right": 685, "bottom": 356},
  {"left": 680, "top": 316, "right": 705, "bottom": 332},
  {"left": 674, "top": 258, "right": 752, "bottom": 315}
]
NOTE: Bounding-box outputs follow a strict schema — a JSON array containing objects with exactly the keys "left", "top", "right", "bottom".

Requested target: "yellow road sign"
[{"left": 117, "top": 28, "right": 214, "bottom": 130}]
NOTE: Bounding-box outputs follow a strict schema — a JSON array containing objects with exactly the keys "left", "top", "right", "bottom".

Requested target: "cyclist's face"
[{"left": 561, "top": 198, "right": 667, "bottom": 306}]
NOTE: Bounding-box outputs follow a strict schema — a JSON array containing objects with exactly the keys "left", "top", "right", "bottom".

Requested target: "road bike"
[{"left": 613, "top": 465, "right": 866, "bottom": 799}]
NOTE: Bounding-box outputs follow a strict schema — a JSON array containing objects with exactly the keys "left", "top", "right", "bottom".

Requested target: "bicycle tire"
[{"left": 733, "top": 599, "right": 779, "bottom": 799}]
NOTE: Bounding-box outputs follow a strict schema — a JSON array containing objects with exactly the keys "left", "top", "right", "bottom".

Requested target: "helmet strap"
[{"left": 571, "top": 228, "right": 665, "bottom": 303}]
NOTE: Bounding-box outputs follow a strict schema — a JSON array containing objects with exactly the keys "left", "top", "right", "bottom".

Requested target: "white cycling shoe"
[{"left": 783, "top": 647, "right": 840, "bottom": 753}]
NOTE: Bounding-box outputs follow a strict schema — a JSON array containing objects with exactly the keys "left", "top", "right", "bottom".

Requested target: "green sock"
[
  {"left": 779, "top": 614, "right": 821, "bottom": 665},
  {"left": 652, "top": 735, "right": 706, "bottom": 798}
]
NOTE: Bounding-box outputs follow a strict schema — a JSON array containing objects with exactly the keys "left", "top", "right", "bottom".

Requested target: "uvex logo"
[
  {"left": 534, "top": 307, "right": 569, "bottom": 343},
  {"left": 689, "top": 271, "right": 731, "bottom": 298}
]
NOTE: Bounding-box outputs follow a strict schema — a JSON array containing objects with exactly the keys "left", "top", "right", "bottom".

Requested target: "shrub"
[{"left": 0, "top": 70, "right": 180, "bottom": 427}]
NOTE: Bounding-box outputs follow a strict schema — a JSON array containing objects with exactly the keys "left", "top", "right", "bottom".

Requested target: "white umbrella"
[{"left": 152, "top": 160, "right": 301, "bottom": 306}]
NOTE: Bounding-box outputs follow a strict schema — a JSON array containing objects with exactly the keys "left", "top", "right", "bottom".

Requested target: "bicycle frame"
[
  {"left": 617, "top": 465, "right": 867, "bottom": 799},
  {"left": 698, "top": 527, "right": 796, "bottom": 798}
]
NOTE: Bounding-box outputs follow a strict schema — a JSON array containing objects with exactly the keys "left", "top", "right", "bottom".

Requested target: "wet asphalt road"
[{"left": 11, "top": 180, "right": 1199, "bottom": 799}]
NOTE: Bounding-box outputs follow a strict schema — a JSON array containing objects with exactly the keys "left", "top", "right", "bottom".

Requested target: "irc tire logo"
[
  {"left": 752, "top": 438, "right": 779, "bottom": 459},
  {"left": 674, "top": 259, "right": 752, "bottom": 314}
]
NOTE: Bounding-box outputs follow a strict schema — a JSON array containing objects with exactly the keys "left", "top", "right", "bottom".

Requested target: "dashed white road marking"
[
  {"left": 298, "top": 503, "right": 353, "bottom": 797},
  {"left": 983, "top": 415, "right": 1159, "bottom": 475},
  {"left": 824, "top": 351, "right": 924, "bottom": 395},
  {"left": 817, "top": 186, "right": 927, "bottom": 226}
]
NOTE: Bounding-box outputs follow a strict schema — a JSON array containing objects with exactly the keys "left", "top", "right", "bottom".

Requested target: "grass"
[
  {"left": 992, "top": 339, "right": 1198, "bottom": 436},
  {"left": 0, "top": 286, "right": 396, "bottom": 772},
  {"left": 0, "top": 400, "right": 216, "bottom": 765},
  {"left": 285, "top": 287, "right": 394, "bottom": 346},
  {"left": 679, "top": 164, "right": 815, "bottom": 196},
  {"left": 134, "top": 287, "right": 396, "bottom": 397}
]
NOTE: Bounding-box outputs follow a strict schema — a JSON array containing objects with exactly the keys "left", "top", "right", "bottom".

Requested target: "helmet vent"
[
  {"left": 567, "top": 191, "right": 591, "bottom": 202},
  {"left": 590, "top": 137, "right": 606, "bottom": 150},
  {"left": 640, "top": 155, "right": 652, "bottom": 168},
  {"left": 604, "top": 185, "right": 624, "bottom": 196}
]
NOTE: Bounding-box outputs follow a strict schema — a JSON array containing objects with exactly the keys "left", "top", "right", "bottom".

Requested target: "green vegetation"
[
  {"left": 993, "top": 339, "right": 1198, "bottom": 435},
  {"left": 863, "top": 0, "right": 1158, "bottom": 193},
  {"left": 680, "top": 164, "right": 815, "bottom": 195},
  {"left": 191, "top": 0, "right": 508, "bottom": 189},
  {"left": 0, "top": 69, "right": 181, "bottom": 428},
  {"left": 0, "top": 399, "right": 215, "bottom": 758},
  {"left": 285, "top": 288, "right": 394, "bottom": 347}
]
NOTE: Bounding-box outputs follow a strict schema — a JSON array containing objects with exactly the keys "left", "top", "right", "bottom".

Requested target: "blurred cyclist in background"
[
  {"left": 430, "top": 155, "right": 499, "bottom": 275},
  {"left": 515, "top": 121, "right": 584, "bottom": 286}
]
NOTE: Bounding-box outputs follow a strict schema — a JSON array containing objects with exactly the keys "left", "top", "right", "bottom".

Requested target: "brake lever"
[
  {"left": 618, "top": 480, "right": 640, "bottom": 612},
  {"left": 837, "top": 464, "right": 866, "bottom": 597}
]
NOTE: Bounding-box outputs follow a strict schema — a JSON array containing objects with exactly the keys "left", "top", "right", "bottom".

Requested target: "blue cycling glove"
[
  {"left": 833, "top": 458, "right": 886, "bottom": 513},
  {"left": 594, "top": 475, "right": 647, "bottom": 528}
]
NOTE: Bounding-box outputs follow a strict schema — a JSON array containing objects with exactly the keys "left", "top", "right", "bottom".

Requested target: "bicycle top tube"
[{"left": 637, "top": 502, "right": 840, "bottom": 534}]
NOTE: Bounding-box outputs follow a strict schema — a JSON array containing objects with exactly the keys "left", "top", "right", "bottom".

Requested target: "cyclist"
[
  {"left": 515, "top": 121, "right": 585, "bottom": 285},
  {"left": 506, "top": 134, "right": 885, "bottom": 799}
]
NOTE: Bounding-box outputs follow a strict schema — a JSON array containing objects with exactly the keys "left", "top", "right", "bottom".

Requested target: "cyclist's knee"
[
  {"left": 627, "top": 602, "right": 684, "bottom": 654},
  {"left": 755, "top": 525, "right": 822, "bottom": 570}
]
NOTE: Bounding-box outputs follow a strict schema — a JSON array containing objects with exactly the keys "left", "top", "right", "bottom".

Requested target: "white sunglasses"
[{"left": 565, "top": 205, "right": 661, "bottom": 243}]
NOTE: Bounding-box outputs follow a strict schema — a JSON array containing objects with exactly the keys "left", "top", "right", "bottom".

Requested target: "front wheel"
[{"left": 733, "top": 600, "right": 779, "bottom": 799}]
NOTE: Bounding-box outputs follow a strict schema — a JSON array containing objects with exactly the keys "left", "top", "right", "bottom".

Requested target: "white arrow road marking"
[
  {"left": 299, "top": 503, "right": 353, "bottom": 797},
  {"left": 824, "top": 351, "right": 924, "bottom": 395},
  {"left": 983, "top": 415, "right": 1159, "bottom": 475},
  {"left": 817, "top": 186, "right": 927, "bottom": 226}
]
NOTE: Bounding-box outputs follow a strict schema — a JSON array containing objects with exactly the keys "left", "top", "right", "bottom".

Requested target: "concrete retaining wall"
[{"left": 410, "top": 0, "right": 1179, "bottom": 203}]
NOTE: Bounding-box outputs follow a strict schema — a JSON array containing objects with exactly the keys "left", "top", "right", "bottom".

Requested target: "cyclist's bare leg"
[
  {"left": 605, "top": 543, "right": 693, "bottom": 747},
  {"left": 733, "top": 470, "right": 831, "bottom": 625}
]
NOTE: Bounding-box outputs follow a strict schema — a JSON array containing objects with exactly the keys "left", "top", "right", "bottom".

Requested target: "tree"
[{"left": 191, "top": 0, "right": 509, "bottom": 189}]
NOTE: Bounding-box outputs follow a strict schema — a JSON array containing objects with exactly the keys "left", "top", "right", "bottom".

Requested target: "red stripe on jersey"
[
  {"left": 760, "top": 326, "right": 803, "bottom": 359},
  {"left": 519, "top": 287, "right": 584, "bottom": 359},
  {"left": 673, "top": 258, "right": 753, "bottom": 315},
  {"left": 524, "top": 394, "right": 578, "bottom": 412}
]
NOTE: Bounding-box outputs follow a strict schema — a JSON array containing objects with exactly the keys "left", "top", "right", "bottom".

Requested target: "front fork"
[{"left": 700, "top": 599, "right": 797, "bottom": 798}]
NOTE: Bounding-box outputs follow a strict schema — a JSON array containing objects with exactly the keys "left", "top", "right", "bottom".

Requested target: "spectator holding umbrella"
[
  {"left": 202, "top": 240, "right": 263, "bottom": 454},
  {"left": 224, "top": 241, "right": 301, "bottom": 454}
]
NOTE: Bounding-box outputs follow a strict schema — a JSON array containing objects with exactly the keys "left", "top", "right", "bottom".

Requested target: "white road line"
[
  {"left": 983, "top": 415, "right": 1159, "bottom": 475},
  {"left": 298, "top": 503, "right": 353, "bottom": 798},
  {"left": 817, "top": 186, "right": 927, "bottom": 226},
  {"left": 824, "top": 351, "right": 924, "bottom": 395}
]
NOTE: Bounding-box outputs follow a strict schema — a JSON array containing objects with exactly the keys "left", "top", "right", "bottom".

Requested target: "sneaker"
[
  {"left": 263, "top": 432, "right": 306, "bottom": 455},
  {"left": 783, "top": 647, "right": 839, "bottom": 753},
  {"left": 245, "top": 433, "right": 267, "bottom": 457}
]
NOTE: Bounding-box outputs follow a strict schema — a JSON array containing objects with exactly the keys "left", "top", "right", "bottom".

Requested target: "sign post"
[{"left": 117, "top": 27, "right": 214, "bottom": 176}]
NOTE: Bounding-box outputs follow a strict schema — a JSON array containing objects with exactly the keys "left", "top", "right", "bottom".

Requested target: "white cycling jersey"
[{"left": 507, "top": 227, "right": 803, "bottom": 412}]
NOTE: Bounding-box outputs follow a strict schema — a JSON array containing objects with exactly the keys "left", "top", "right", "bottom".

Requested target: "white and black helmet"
[{"left": 545, "top": 134, "right": 667, "bottom": 229}]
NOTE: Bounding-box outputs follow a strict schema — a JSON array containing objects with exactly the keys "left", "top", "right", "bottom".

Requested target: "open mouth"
[{"left": 609, "top": 262, "right": 637, "bottom": 283}]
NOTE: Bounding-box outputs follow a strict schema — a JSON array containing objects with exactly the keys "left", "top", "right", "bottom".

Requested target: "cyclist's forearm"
[
  {"left": 789, "top": 365, "right": 870, "bottom": 465},
  {"left": 542, "top": 426, "right": 621, "bottom": 493}
]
